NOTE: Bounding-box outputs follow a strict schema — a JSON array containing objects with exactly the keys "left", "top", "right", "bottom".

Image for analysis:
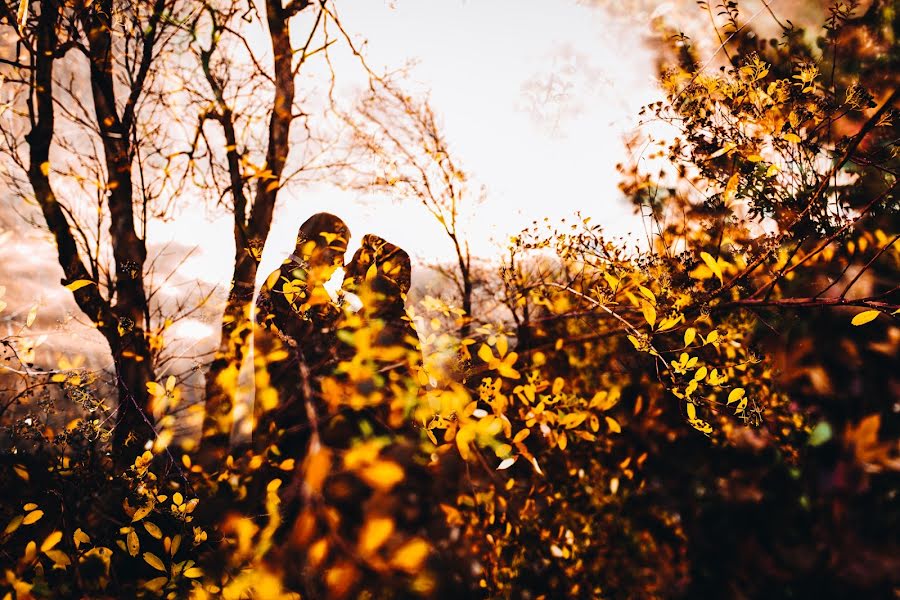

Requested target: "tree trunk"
[
  {"left": 200, "top": 0, "right": 299, "bottom": 458},
  {"left": 25, "top": 0, "right": 160, "bottom": 468},
  {"left": 201, "top": 250, "right": 259, "bottom": 448},
  {"left": 110, "top": 339, "right": 158, "bottom": 470}
]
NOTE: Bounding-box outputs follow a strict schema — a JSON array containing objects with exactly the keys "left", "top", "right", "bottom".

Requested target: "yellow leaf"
[
  {"left": 723, "top": 172, "right": 739, "bottom": 205},
  {"left": 16, "top": 0, "right": 28, "bottom": 33},
  {"left": 455, "top": 425, "right": 475, "bottom": 461},
  {"left": 708, "top": 142, "right": 736, "bottom": 159},
  {"left": 747, "top": 154, "right": 763, "bottom": 162},
  {"left": 658, "top": 314, "right": 683, "bottom": 331},
  {"left": 127, "top": 529, "right": 140, "bottom": 557},
  {"left": 64, "top": 279, "right": 94, "bottom": 292},
  {"left": 45, "top": 549, "right": 71, "bottom": 567},
  {"left": 143, "top": 522, "right": 162, "bottom": 539},
  {"left": 641, "top": 301, "right": 657, "bottom": 328},
  {"left": 603, "top": 271, "right": 620, "bottom": 291},
  {"left": 131, "top": 504, "right": 153, "bottom": 522},
  {"left": 562, "top": 412, "right": 587, "bottom": 429},
  {"left": 700, "top": 252, "right": 723, "bottom": 283},
  {"left": 690, "top": 418, "right": 714, "bottom": 435},
  {"left": 693, "top": 366, "right": 708, "bottom": 381},
  {"left": 73, "top": 528, "right": 90, "bottom": 548},
  {"left": 552, "top": 377, "right": 565, "bottom": 395},
  {"left": 727, "top": 388, "right": 745, "bottom": 405},
  {"left": 358, "top": 517, "right": 394, "bottom": 556},
  {"left": 477, "top": 343, "right": 494, "bottom": 364},
  {"left": 23, "top": 503, "right": 37, "bottom": 511},
  {"left": 304, "top": 448, "right": 332, "bottom": 494},
  {"left": 172, "top": 492, "right": 183, "bottom": 506},
  {"left": 23, "top": 510, "right": 43, "bottom": 525},
  {"left": 183, "top": 567, "right": 203, "bottom": 578},
  {"left": 24, "top": 540, "right": 37, "bottom": 563},
  {"left": 783, "top": 132, "right": 802, "bottom": 143},
  {"left": 308, "top": 538, "right": 329, "bottom": 568},
  {"left": 766, "top": 164, "right": 780, "bottom": 177},
  {"left": 638, "top": 285, "right": 655, "bottom": 302},
  {"left": 684, "top": 327, "right": 696, "bottom": 347},
  {"left": 605, "top": 416, "right": 621, "bottom": 434},
  {"left": 360, "top": 460, "right": 404, "bottom": 491},
  {"left": 851, "top": 310, "right": 880, "bottom": 326},
  {"left": 686, "top": 402, "right": 697, "bottom": 420},
  {"left": 143, "top": 552, "right": 166, "bottom": 572},
  {"left": 26, "top": 305, "right": 37, "bottom": 327},
  {"left": 39, "top": 531, "right": 62, "bottom": 555},
  {"left": 496, "top": 335, "right": 509, "bottom": 357},
  {"left": 390, "top": 538, "right": 430, "bottom": 572},
  {"left": 4, "top": 515, "right": 23, "bottom": 535},
  {"left": 144, "top": 577, "right": 168, "bottom": 592},
  {"left": 365, "top": 263, "right": 378, "bottom": 281}
]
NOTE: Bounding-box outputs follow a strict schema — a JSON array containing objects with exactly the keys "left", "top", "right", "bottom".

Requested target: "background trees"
[
  {"left": 186, "top": 0, "right": 341, "bottom": 451},
  {"left": 339, "top": 77, "right": 479, "bottom": 336},
  {"left": 0, "top": 1, "right": 897, "bottom": 598},
  {"left": 0, "top": 0, "right": 191, "bottom": 464}
]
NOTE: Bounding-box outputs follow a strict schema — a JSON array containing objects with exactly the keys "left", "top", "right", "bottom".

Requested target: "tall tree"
[
  {"left": 341, "top": 77, "right": 478, "bottom": 336},
  {"left": 191, "top": 0, "right": 348, "bottom": 452},
  {"left": 0, "top": 0, "right": 186, "bottom": 465}
]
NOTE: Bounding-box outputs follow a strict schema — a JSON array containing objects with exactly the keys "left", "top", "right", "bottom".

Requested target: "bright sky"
[
  {"left": 167, "top": 0, "right": 660, "bottom": 289},
  {"left": 0, "top": 0, "right": 664, "bottom": 362}
]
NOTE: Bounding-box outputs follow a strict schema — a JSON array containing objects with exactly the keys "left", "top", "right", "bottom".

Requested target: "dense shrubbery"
[{"left": 1, "top": 1, "right": 899, "bottom": 598}]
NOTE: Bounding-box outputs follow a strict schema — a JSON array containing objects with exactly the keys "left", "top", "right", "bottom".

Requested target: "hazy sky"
[
  {"left": 1, "top": 0, "right": 663, "bottom": 362},
  {"left": 163, "top": 0, "right": 660, "bottom": 287}
]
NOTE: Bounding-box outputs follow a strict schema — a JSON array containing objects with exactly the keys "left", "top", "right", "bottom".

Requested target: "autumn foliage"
[{"left": 1, "top": 1, "right": 899, "bottom": 599}]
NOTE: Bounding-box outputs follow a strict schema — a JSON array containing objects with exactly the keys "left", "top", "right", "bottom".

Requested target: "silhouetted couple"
[{"left": 252, "top": 212, "right": 418, "bottom": 454}]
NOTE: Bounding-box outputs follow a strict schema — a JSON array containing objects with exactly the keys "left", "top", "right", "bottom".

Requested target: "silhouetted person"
[
  {"left": 253, "top": 212, "right": 350, "bottom": 453},
  {"left": 342, "top": 233, "right": 417, "bottom": 353}
]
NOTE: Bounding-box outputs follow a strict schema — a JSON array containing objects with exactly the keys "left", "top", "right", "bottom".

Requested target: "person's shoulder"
[{"left": 260, "top": 267, "right": 284, "bottom": 294}]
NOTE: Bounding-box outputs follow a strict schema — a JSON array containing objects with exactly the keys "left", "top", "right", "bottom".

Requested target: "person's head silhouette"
[{"left": 291, "top": 213, "right": 351, "bottom": 289}]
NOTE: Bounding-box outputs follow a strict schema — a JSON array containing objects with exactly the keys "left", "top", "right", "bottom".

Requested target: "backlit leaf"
[
  {"left": 127, "top": 529, "right": 139, "bottom": 557},
  {"left": 143, "top": 552, "right": 166, "bottom": 572},
  {"left": 851, "top": 310, "right": 880, "bottom": 326},
  {"left": 41, "top": 531, "right": 62, "bottom": 553},
  {"left": 727, "top": 388, "right": 745, "bottom": 404},
  {"left": 145, "top": 577, "right": 168, "bottom": 592},
  {"left": 358, "top": 517, "right": 394, "bottom": 555},
  {"left": 23, "top": 510, "right": 43, "bottom": 525},
  {"left": 45, "top": 549, "right": 71, "bottom": 567},
  {"left": 143, "top": 522, "right": 162, "bottom": 540},
  {"left": 684, "top": 327, "right": 697, "bottom": 346},
  {"left": 360, "top": 460, "right": 404, "bottom": 491},
  {"left": 700, "top": 252, "right": 723, "bottom": 283},
  {"left": 64, "top": 279, "right": 95, "bottom": 292},
  {"left": 390, "top": 538, "right": 429, "bottom": 572},
  {"left": 641, "top": 301, "right": 657, "bottom": 328},
  {"left": 605, "top": 416, "right": 621, "bottom": 433},
  {"left": 73, "top": 528, "right": 90, "bottom": 548}
]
